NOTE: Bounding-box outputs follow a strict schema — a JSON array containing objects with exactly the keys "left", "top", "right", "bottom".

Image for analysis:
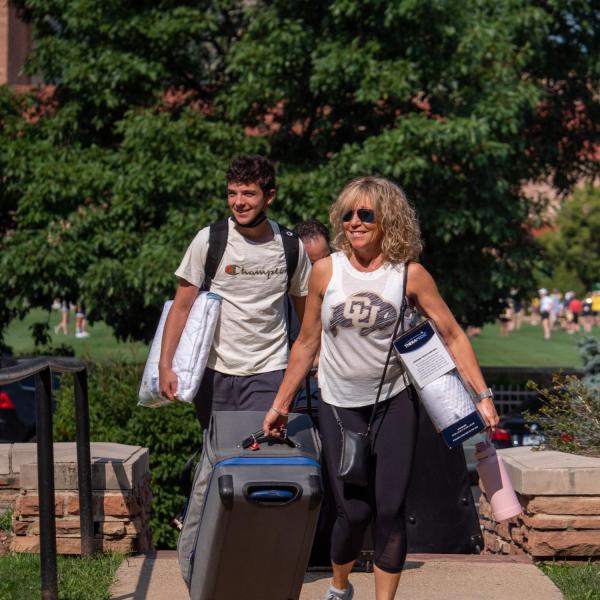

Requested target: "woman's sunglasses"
[{"left": 342, "top": 208, "right": 376, "bottom": 224}]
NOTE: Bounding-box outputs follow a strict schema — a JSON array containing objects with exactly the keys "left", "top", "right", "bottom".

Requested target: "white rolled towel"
[
  {"left": 417, "top": 370, "right": 476, "bottom": 431},
  {"left": 138, "top": 292, "right": 222, "bottom": 408}
]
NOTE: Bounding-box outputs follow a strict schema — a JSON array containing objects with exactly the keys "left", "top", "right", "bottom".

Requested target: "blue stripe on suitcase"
[{"left": 216, "top": 457, "right": 320, "bottom": 467}]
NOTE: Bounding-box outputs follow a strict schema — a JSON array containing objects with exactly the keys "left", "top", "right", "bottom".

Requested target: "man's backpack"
[{"left": 202, "top": 218, "right": 300, "bottom": 291}]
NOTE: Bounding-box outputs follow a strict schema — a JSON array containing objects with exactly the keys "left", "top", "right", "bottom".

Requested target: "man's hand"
[
  {"left": 262, "top": 407, "right": 288, "bottom": 438},
  {"left": 159, "top": 365, "right": 178, "bottom": 402}
]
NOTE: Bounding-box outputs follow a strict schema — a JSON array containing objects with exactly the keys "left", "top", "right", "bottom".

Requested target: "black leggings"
[{"left": 319, "top": 387, "right": 418, "bottom": 573}]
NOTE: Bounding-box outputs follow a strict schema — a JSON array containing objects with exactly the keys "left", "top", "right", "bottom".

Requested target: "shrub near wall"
[{"left": 54, "top": 362, "right": 201, "bottom": 549}]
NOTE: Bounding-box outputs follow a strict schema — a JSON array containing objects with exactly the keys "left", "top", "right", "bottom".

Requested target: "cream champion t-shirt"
[{"left": 175, "top": 218, "right": 311, "bottom": 376}]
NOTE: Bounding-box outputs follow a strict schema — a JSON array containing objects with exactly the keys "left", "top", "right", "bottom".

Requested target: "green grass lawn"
[
  {"left": 470, "top": 322, "right": 587, "bottom": 368},
  {"left": 0, "top": 552, "right": 124, "bottom": 600},
  {"left": 4, "top": 309, "right": 596, "bottom": 367},
  {"left": 0, "top": 509, "right": 124, "bottom": 600},
  {"left": 540, "top": 562, "right": 600, "bottom": 600},
  {"left": 5, "top": 309, "right": 149, "bottom": 364}
]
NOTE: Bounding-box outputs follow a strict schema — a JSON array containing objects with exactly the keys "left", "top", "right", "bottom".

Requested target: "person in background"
[
  {"left": 263, "top": 176, "right": 499, "bottom": 600},
  {"left": 292, "top": 219, "right": 332, "bottom": 382},
  {"left": 294, "top": 219, "right": 332, "bottom": 265},
  {"left": 539, "top": 288, "right": 553, "bottom": 340},
  {"left": 75, "top": 302, "right": 90, "bottom": 338},
  {"left": 511, "top": 293, "right": 524, "bottom": 331},
  {"left": 498, "top": 299, "right": 514, "bottom": 337},
  {"left": 550, "top": 288, "right": 562, "bottom": 330},
  {"left": 54, "top": 299, "right": 70, "bottom": 335},
  {"left": 592, "top": 291, "right": 600, "bottom": 328},
  {"left": 529, "top": 295, "right": 540, "bottom": 326},
  {"left": 282, "top": 217, "right": 332, "bottom": 348},
  {"left": 465, "top": 325, "right": 481, "bottom": 337},
  {"left": 582, "top": 294, "right": 594, "bottom": 333},
  {"left": 567, "top": 293, "right": 582, "bottom": 334}
]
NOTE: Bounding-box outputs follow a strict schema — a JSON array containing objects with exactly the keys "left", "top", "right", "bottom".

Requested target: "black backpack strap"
[
  {"left": 278, "top": 225, "right": 300, "bottom": 292},
  {"left": 203, "top": 219, "right": 229, "bottom": 291}
]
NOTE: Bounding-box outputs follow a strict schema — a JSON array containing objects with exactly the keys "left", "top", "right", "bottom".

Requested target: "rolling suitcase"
[{"left": 178, "top": 411, "right": 322, "bottom": 600}]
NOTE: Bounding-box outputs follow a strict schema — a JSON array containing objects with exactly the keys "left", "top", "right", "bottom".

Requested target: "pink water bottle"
[{"left": 475, "top": 440, "right": 522, "bottom": 521}]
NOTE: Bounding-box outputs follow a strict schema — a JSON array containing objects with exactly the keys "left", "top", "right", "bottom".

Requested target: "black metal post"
[
  {"left": 35, "top": 367, "right": 58, "bottom": 600},
  {"left": 74, "top": 368, "right": 94, "bottom": 556}
]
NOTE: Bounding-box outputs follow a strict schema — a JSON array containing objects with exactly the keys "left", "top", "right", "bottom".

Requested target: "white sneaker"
[{"left": 323, "top": 582, "right": 354, "bottom": 600}]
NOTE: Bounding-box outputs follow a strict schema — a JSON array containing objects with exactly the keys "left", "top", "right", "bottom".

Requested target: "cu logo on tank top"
[{"left": 329, "top": 291, "right": 398, "bottom": 337}]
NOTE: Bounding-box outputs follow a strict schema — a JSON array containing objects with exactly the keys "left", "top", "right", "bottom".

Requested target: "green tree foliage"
[
  {"left": 538, "top": 186, "right": 600, "bottom": 295},
  {"left": 1, "top": 0, "right": 599, "bottom": 342}
]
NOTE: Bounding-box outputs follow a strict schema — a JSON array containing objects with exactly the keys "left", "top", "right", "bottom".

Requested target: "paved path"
[{"left": 109, "top": 552, "right": 564, "bottom": 600}]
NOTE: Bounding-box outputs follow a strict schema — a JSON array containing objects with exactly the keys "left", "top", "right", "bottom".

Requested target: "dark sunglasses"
[{"left": 342, "top": 208, "right": 376, "bottom": 223}]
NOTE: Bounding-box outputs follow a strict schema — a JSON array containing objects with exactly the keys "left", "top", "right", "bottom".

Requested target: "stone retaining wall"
[
  {"left": 0, "top": 443, "right": 29, "bottom": 510},
  {"left": 1, "top": 442, "right": 152, "bottom": 554},
  {"left": 480, "top": 447, "right": 600, "bottom": 559}
]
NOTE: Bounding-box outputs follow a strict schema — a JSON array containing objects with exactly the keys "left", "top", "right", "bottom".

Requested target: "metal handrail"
[
  {"left": 0, "top": 356, "right": 93, "bottom": 600},
  {"left": 0, "top": 356, "right": 87, "bottom": 384}
]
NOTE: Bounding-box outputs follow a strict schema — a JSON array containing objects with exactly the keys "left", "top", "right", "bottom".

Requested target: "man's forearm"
[{"left": 159, "top": 305, "right": 191, "bottom": 368}]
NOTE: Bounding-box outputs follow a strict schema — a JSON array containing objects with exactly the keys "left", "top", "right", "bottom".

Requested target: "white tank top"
[{"left": 319, "top": 252, "right": 408, "bottom": 408}]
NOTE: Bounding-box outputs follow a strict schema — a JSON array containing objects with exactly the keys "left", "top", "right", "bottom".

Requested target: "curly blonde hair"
[{"left": 329, "top": 176, "right": 423, "bottom": 263}]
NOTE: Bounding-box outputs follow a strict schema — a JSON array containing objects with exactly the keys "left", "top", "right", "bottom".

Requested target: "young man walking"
[{"left": 159, "top": 155, "right": 311, "bottom": 428}]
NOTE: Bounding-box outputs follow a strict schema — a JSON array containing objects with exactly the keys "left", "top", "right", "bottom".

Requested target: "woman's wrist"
[
  {"left": 475, "top": 387, "right": 494, "bottom": 403},
  {"left": 269, "top": 406, "right": 289, "bottom": 418}
]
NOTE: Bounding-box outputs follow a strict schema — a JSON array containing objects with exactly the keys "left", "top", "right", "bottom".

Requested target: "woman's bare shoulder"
[
  {"left": 406, "top": 262, "right": 437, "bottom": 295},
  {"left": 407, "top": 261, "right": 430, "bottom": 280},
  {"left": 313, "top": 254, "right": 333, "bottom": 272}
]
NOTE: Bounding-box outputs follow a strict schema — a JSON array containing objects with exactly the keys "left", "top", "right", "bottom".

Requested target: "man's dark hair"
[
  {"left": 226, "top": 155, "right": 276, "bottom": 193},
  {"left": 294, "top": 219, "right": 330, "bottom": 244}
]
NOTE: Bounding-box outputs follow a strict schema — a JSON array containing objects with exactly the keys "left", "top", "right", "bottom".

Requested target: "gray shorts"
[{"left": 194, "top": 368, "right": 285, "bottom": 430}]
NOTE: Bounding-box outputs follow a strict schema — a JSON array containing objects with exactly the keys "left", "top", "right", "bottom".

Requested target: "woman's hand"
[
  {"left": 262, "top": 407, "right": 288, "bottom": 438},
  {"left": 477, "top": 396, "right": 499, "bottom": 429}
]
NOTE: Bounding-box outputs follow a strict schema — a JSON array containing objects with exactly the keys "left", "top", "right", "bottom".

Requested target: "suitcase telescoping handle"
[{"left": 240, "top": 429, "right": 299, "bottom": 450}]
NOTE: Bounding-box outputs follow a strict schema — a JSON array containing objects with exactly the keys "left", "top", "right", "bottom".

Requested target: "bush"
[
  {"left": 525, "top": 336, "right": 600, "bottom": 458},
  {"left": 526, "top": 375, "right": 600, "bottom": 458},
  {"left": 579, "top": 337, "right": 600, "bottom": 393},
  {"left": 53, "top": 362, "right": 201, "bottom": 548}
]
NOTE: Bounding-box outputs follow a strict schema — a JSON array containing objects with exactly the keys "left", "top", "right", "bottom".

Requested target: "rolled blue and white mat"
[{"left": 394, "top": 319, "right": 485, "bottom": 448}]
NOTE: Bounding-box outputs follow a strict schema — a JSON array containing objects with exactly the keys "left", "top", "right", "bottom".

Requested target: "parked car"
[
  {"left": 490, "top": 413, "right": 545, "bottom": 449},
  {"left": 0, "top": 356, "right": 60, "bottom": 443}
]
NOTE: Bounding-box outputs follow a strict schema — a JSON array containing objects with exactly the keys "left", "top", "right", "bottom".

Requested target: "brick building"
[{"left": 0, "top": 0, "right": 38, "bottom": 86}]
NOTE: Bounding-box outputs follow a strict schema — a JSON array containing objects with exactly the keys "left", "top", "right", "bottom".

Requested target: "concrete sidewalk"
[{"left": 109, "top": 552, "right": 564, "bottom": 600}]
